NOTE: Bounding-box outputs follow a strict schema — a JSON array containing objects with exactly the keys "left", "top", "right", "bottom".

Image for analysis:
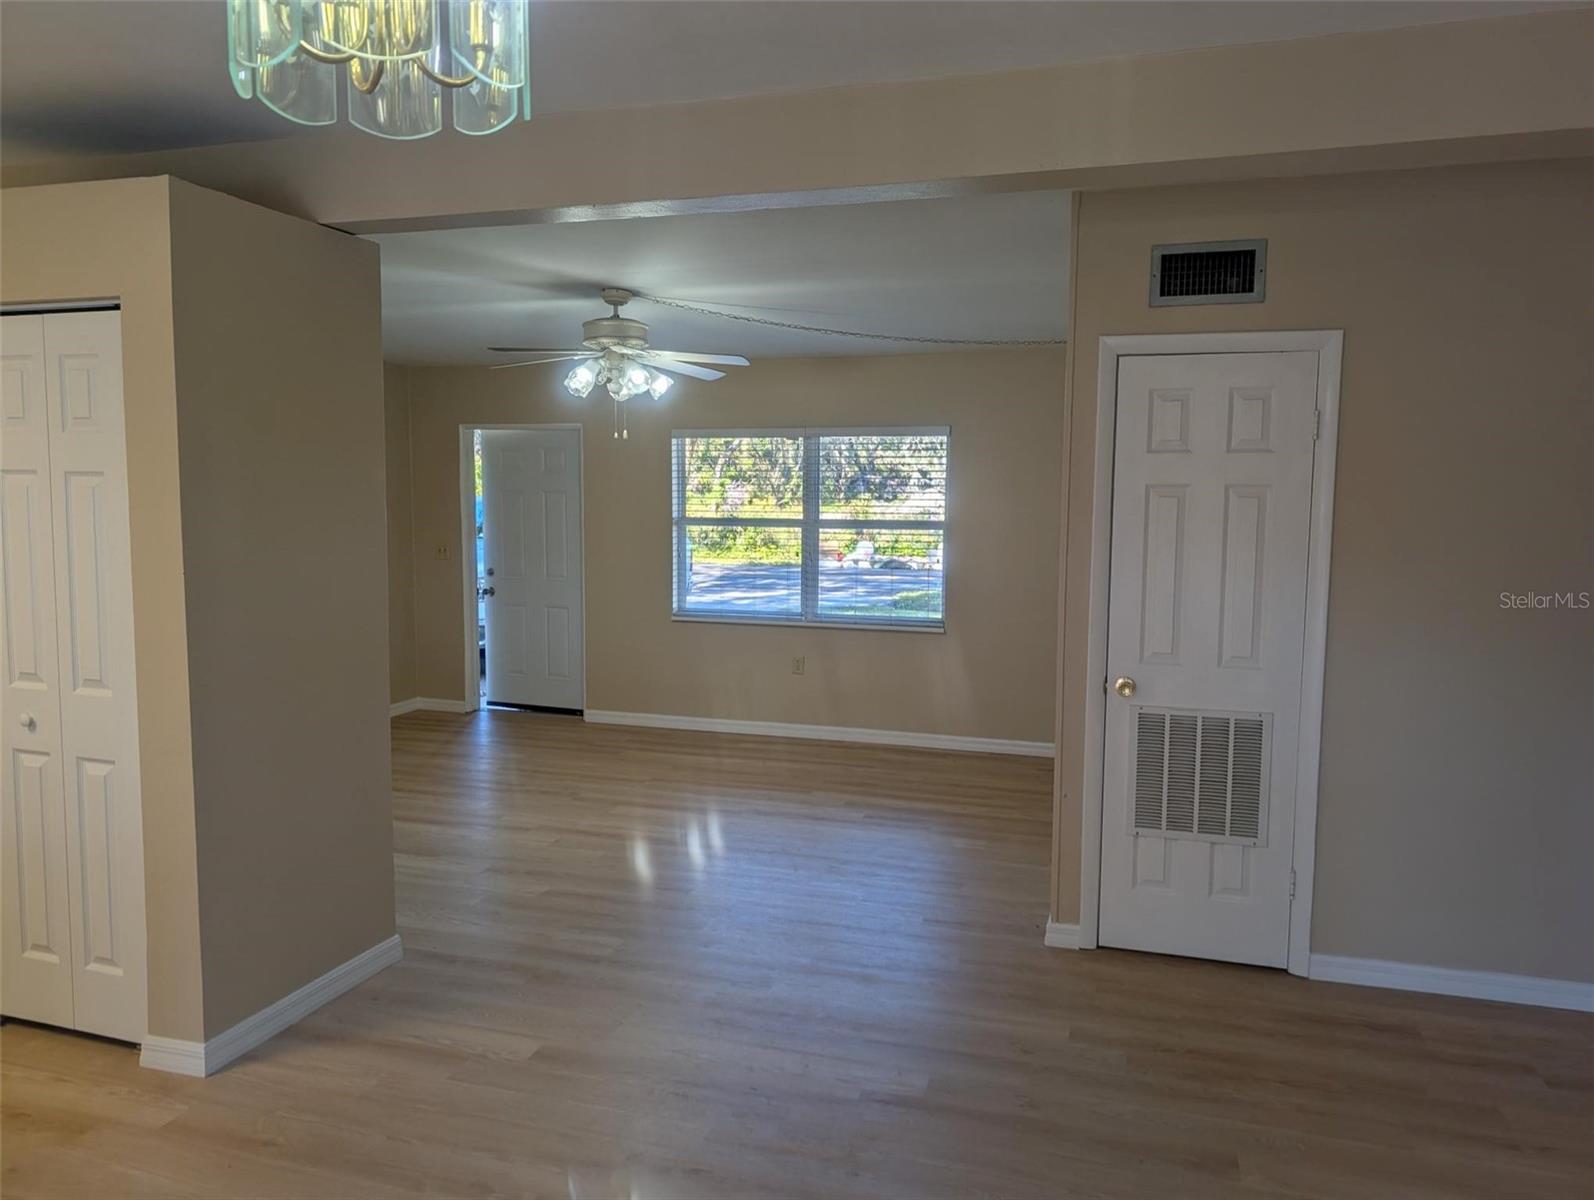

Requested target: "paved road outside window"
[{"left": 680, "top": 561, "right": 944, "bottom": 621}]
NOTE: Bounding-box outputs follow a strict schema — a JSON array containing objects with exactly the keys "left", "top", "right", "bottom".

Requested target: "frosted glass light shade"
[
  {"left": 227, "top": 0, "right": 531, "bottom": 139},
  {"left": 564, "top": 361, "right": 599, "bottom": 398}
]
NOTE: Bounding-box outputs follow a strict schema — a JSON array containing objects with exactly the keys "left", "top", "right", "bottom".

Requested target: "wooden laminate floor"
[{"left": 3, "top": 711, "right": 1591, "bottom": 1198}]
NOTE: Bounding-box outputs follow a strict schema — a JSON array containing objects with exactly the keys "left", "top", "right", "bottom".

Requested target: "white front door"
[
  {"left": 1099, "top": 351, "right": 1318, "bottom": 968},
  {"left": 1, "top": 310, "right": 147, "bottom": 1041},
  {"left": 481, "top": 428, "right": 584, "bottom": 710}
]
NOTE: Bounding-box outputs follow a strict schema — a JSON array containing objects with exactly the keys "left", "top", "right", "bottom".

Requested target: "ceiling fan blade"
[
  {"left": 487, "top": 346, "right": 588, "bottom": 354},
  {"left": 489, "top": 355, "right": 587, "bottom": 370},
  {"left": 645, "top": 358, "right": 725, "bottom": 382},
  {"left": 646, "top": 350, "right": 751, "bottom": 367}
]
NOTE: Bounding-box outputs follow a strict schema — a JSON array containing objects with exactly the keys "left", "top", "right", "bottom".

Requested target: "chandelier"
[{"left": 226, "top": 1, "right": 530, "bottom": 139}]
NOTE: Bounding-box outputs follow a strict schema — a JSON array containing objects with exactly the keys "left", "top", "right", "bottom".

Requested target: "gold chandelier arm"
[
  {"left": 350, "top": 57, "right": 386, "bottom": 94},
  {"left": 417, "top": 59, "right": 477, "bottom": 89},
  {"left": 294, "top": 44, "right": 479, "bottom": 91},
  {"left": 418, "top": 42, "right": 497, "bottom": 91},
  {"left": 297, "top": 40, "right": 356, "bottom": 65}
]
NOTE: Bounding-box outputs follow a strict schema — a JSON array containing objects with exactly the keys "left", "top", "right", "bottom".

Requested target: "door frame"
[
  {"left": 1077, "top": 331, "right": 1342, "bottom": 977},
  {"left": 457, "top": 423, "right": 587, "bottom": 715}
]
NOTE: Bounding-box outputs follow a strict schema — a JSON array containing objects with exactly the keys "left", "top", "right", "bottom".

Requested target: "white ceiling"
[
  {"left": 0, "top": 1, "right": 1567, "bottom": 161},
  {"left": 5, "top": 1, "right": 1566, "bottom": 365},
  {"left": 372, "top": 189, "right": 1070, "bottom": 363}
]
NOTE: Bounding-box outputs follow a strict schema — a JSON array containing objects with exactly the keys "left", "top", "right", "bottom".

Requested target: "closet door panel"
[
  {"left": 43, "top": 311, "right": 147, "bottom": 1043},
  {"left": 0, "top": 314, "right": 75, "bottom": 1028}
]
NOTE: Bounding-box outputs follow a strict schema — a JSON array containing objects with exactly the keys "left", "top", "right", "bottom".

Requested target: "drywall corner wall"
[
  {"left": 396, "top": 350, "right": 1064, "bottom": 743},
  {"left": 0, "top": 177, "right": 206, "bottom": 1042},
  {"left": 1057, "top": 158, "right": 1594, "bottom": 982},
  {"left": 385, "top": 364, "right": 417, "bottom": 703},
  {"left": 167, "top": 180, "right": 396, "bottom": 1037}
]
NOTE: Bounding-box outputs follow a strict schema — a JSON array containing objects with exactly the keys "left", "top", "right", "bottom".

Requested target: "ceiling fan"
[{"left": 489, "top": 287, "right": 749, "bottom": 415}]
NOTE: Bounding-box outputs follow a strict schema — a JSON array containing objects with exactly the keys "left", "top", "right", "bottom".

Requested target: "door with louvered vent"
[{"left": 1099, "top": 352, "right": 1317, "bottom": 967}]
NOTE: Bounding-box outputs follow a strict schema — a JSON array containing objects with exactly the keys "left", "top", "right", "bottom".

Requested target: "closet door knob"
[{"left": 18, "top": 713, "right": 35, "bottom": 731}]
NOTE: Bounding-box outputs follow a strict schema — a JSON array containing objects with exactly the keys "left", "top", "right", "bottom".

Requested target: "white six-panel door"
[
  {"left": 1098, "top": 352, "right": 1317, "bottom": 968},
  {"left": 481, "top": 428, "right": 584, "bottom": 710},
  {"left": 1, "top": 311, "right": 147, "bottom": 1042},
  {"left": 1, "top": 314, "right": 74, "bottom": 1027}
]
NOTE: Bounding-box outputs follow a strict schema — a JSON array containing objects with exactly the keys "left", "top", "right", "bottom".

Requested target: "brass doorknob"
[{"left": 1114, "top": 677, "right": 1136, "bottom": 698}]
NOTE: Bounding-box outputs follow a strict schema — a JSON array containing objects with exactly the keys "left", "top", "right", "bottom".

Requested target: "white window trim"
[{"left": 671, "top": 426, "right": 951, "bottom": 632}]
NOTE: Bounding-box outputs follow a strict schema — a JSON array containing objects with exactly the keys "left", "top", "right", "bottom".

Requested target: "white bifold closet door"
[{"left": 1, "top": 310, "right": 147, "bottom": 1044}]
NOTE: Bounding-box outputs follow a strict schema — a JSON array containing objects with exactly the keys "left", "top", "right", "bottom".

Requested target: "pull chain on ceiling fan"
[{"left": 489, "top": 288, "right": 750, "bottom": 439}]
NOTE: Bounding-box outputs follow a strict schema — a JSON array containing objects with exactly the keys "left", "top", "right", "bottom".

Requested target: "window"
[{"left": 672, "top": 428, "right": 949, "bottom": 629}]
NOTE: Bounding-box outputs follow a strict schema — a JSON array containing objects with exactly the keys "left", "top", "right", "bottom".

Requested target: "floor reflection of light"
[
  {"left": 706, "top": 809, "right": 725, "bottom": 855},
  {"left": 685, "top": 819, "right": 706, "bottom": 872},
  {"left": 629, "top": 836, "right": 653, "bottom": 885},
  {"left": 568, "top": 1168, "right": 649, "bottom": 1200}
]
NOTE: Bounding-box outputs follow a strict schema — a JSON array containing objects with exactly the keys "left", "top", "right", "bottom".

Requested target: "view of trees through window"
[{"left": 672, "top": 430, "right": 948, "bottom": 625}]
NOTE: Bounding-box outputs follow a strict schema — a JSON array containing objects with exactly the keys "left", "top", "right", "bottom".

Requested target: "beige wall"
[
  {"left": 2, "top": 176, "right": 396, "bottom": 1040},
  {"left": 385, "top": 364, "right": 417, "bottom": 704},
  {"left": 1056, "top": 159, "right": 1594, "bottom": 982},
  {"left": 6, "top": 9, "right": 1589, "bottom": 230},
  {"left": 167, "top": 180, "right": 395, "bottom": 1036},
  {"left": 393, "top": 350, "right": 1065, "bottom": 743},
  {"left": 1, "top": 177, "right": 205, "bottom": 1041}
]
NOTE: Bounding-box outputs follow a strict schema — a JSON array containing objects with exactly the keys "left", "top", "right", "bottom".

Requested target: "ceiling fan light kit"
[
  {"left": 226, "top": 0, "right": 531, "bottom": 139},
  {"left": 562, "top": 357, "right": 671, "bottom": 402},
  {"left": 490, "top": 289, "right": 751, "bottom": 439}
]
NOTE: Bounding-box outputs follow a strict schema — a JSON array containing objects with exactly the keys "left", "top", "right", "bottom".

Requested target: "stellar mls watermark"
[{"left": 1498, "top": 590, "right": 1591, "bottom": 610}]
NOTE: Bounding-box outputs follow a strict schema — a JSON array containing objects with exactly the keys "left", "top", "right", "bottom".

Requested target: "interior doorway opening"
[{"left": 461, "top": 424, "right": 587, "bottom": 715}]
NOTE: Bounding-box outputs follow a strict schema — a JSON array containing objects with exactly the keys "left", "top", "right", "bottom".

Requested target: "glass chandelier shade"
[
  {"left": 227, "top": 1, "right": 530, "bottom": 139},
  {"left": 564, "top": 353, "right": 674, "bottom": 439},
  {"left": 564, "top": 355, "right": 673, "bottom": 403},
  {"left": 567, "top": 355, "right": 672, "bottom": 403}
]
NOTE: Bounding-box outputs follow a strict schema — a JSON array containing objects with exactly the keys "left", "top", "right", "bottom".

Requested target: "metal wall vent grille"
[
  {"left": 1132, "top": 708, "right": 1270, "bottom": 843},
  {"left": 1150, "top": 239, "right": 1267, "bottom": 306}
]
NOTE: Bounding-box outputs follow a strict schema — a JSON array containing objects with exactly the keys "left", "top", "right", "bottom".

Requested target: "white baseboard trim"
[
  {"left": 137, "top": 1035, "right": 206, "bottom": 1076},
  {"left": 390, "top": 697, "right": 469, "bottom": 717},
  {"left": 140, "top": 934, "right": 403, "bottom": 1077},
  {"left": 583, "top": 709, "right": 1054, "bottom": 758},
  {"left": 1044, "top": 921, "right": 1081, "bottom": 949},
  {"left": 1308, "top": 954, "right": 1594, "bottom": 1013}
]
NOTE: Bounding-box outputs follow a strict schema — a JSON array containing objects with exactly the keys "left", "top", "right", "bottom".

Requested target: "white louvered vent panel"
[
  {"left": 1228, "top": 717, "right": 1266, "bottom": 840},
  {"left": 1133, "top": 711, "right": 1166, "bottom": 831},
  {"left": 1197, "top": 716, "right": 1231, "bottom": 837},
  {"left": 1165, "top": 713, "right": 1198, "bottom": 833},
  {"left": 1130, "top": 708, "right": 1271, "bottom": 845}
]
